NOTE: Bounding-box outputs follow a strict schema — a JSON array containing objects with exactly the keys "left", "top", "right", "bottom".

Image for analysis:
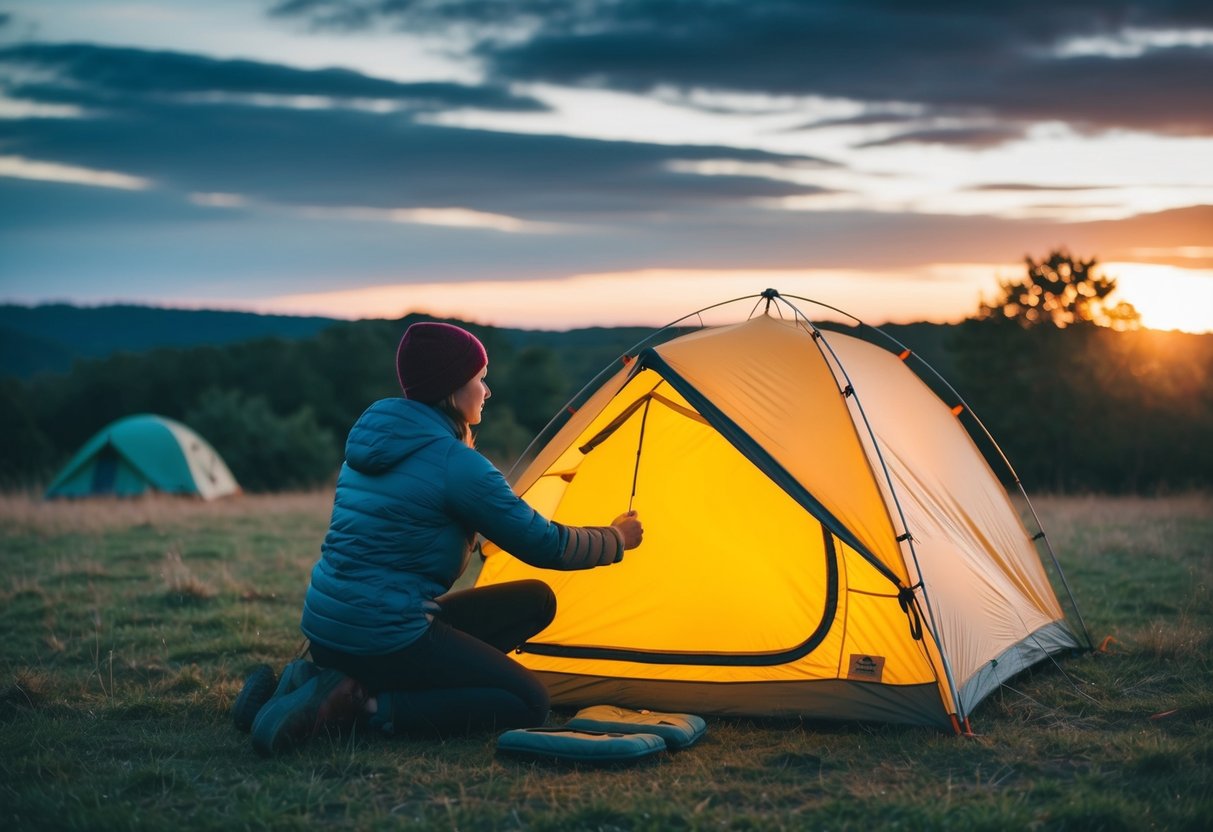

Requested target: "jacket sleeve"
[{"left": 444, "top": 445, "right": 624, "bottom": 570}]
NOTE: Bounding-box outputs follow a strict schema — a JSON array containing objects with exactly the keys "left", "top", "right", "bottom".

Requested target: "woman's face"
[{"left": 452, "top": 364, "right": 491, "bottom": 425}]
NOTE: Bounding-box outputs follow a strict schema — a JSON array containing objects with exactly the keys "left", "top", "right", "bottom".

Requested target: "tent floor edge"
[
  {"left": 956, "top": 619, "right": 1082, "bottom": 717},
  {"left": 537, "top": 672, "right": 953, "bottom": 731}
]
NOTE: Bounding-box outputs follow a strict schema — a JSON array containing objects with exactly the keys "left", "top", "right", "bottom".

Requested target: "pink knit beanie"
[{"left": 395, "top": 322, "right": 488, "bottom": 403}]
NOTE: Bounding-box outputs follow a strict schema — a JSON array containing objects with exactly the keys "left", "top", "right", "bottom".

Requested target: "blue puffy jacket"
[{"left": 301, "top": 398, "right": 623, "bottom": 655}]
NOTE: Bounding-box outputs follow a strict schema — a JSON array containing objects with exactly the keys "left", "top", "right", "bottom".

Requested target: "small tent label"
[{"left": 847, "top": 654, "right": 886, "bottom": 683}]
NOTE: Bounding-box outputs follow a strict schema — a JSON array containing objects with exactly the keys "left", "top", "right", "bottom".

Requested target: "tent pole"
[
  {"left": 628, "top": 398, "right": 652, "bottom": 513},
  {"left": 1016, "top": 486, "right": 1095, "bottom": 650},
  {"left": 775, "top": 292, "right": 971, "bottom": 725}
]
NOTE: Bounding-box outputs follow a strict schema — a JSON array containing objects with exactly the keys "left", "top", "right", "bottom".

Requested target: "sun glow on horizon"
[
  {"left": 1106, "top": 263, "right": 1213, "bottom": 334},
  {"left": 212, "top": 262, "right": 1213, "bottom": 335},
  {"left": 228, "top": 266, "right": 992, "bottom": 330}
]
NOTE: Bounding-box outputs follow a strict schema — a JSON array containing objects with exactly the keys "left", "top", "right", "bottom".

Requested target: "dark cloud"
[
  {"left": 787, "top": 112, "right": 924, "bottom": 132},
  {"left": 0, "top": 42, "right": 546, "bottom": 112},
  {"left": 269, "top": 0, "right": 380, "bottom": 30},
  {"left": 854, "top": 126, "right": 1029, "bottom": 150},
  {"left": 1068, "top": 204, "right": 1213, "bottom": 267},
  {"left": 2, "top": 74, "right": 832, "bottom": 223},
  {"left": 967, "top": 183, "right": 1114, "bottom": 192},
  {"left": 269, "top": 1, "right": 1213, "bottom": 139},
  {"left": 562, "top": 203, "right": 1213, "bottom": 273},
  {"left": 981, "top": 46, "right": 1213, "bottom": 137},
  {"left": 268, "top": 0, "right": 567, "bottom": 33}
]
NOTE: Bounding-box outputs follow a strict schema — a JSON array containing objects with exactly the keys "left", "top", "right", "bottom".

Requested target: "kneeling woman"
[{"left": 253, "top": 322, "right": 642, "bottom": 754}]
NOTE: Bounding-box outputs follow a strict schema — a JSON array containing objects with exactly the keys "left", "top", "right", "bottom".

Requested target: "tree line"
[
  {"left": 0, "top": 315, "right": 644, "bottom": 492},
  {"left": 3, "top": 253, "right": 1210, "bottom": 494},
  {"left": 948, "top": 251, "right": 1213, "bottom": 492}
]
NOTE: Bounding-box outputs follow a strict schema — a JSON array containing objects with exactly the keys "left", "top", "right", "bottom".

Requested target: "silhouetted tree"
[
  {"left": 953, "top": 250, "right": 1141, "bottom": 491},
  {"left": 978, "top": 250, "right": 1140, "bottom": 330}
]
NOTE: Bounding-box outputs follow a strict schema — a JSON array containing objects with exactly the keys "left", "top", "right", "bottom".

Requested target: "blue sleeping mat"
[
  {"left": 496, "top": 727, "right": 666, "bottom": 763},
  {"left": 566, "top": 705, "right": 708, "bottom": 749}
]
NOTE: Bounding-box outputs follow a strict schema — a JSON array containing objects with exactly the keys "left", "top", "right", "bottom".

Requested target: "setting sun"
[{"left": 1107, "top": 263, "right": 1213, "bottom": 333}]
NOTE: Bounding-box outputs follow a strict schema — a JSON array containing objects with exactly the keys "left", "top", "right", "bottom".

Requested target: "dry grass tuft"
[
  {"left": 158, "top": 664, "right": 208, "bottom": 696},
  {"left": 160, "top": 547, "right": 215, "bottom": 602},
  {"left": 1, "top": 668, "right": 54, "bottom": 711},
  {"left": 1, "top": 575, "right": 47, "bottom": 602},
  {"left": 1132, "top": 615, "right": 1212, "bottom": 661},
  {"left": 218, "top": 563, "right": 282, "bottom": 603}
]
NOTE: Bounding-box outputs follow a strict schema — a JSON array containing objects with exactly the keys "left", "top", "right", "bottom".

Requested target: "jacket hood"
[{"left": 344, "top": 398, "right": 458, "bottom": 474}]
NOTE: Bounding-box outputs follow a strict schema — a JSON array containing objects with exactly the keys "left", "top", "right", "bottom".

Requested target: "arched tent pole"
[
  {"left": 767, "top": 291, "right": 969, "bottom": 726},
  {"left": 776, "top": 293, "right": 1094, "bottom": 653},
  {"left": 505, "top": 293, "right": 767, "bottom": 482}
]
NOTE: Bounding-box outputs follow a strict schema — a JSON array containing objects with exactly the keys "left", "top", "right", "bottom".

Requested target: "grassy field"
[{"left": 1, "top": 492, "right": 1210, "bottom": 831}]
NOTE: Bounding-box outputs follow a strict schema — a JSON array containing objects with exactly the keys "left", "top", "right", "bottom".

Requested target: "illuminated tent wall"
[
  {"left": 476, "top": 291, "right": 1088, "bottom": 732},
  {"left": 46, "top": 414, "right": 240, "bottom": 500}
]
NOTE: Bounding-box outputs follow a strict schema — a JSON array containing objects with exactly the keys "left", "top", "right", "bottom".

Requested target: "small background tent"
[
  {"left": 476, "top": 290, "right": 1089, "bottom": 733},
  {"left": 45, "top": 413, "right": 240, "bottom": 500}
]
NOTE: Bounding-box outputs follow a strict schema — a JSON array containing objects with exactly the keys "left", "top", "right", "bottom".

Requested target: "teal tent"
[{"left": 45, "top": 414, "right": 240, "bottom": 500}]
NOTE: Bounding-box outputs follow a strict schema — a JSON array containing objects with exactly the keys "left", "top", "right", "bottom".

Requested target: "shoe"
[
  {"left": 251, "top": 668, "right": 366, "bottom": 757},
  {"left": 232, "top": 659, "right": 320, "bottom": 733},
  {"left": 232, "top": 664, "right": 275, "bottom": 733}
]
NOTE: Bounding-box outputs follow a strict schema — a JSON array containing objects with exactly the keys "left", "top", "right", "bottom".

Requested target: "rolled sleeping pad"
[
  {"left": 566, "top": 705, "right": 707, "bottom": 749},
  {"left": 496, "top": 726, "right": 667, "bottom": 763}
]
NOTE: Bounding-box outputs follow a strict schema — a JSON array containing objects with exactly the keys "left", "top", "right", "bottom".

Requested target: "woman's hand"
[{"left": 612, "top": 510, "right": 644, "bottom": 550}]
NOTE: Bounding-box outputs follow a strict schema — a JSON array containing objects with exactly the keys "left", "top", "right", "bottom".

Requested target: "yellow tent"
[{"left": 476, "top": 292, "right": 1088, "bottom": 732}]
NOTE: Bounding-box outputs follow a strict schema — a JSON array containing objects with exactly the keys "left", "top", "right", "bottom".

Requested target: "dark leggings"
[{"left": 309, "top": 580, "right": 556, "bottom": 737}]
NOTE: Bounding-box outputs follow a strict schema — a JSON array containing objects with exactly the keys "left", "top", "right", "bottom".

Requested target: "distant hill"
[
  {"left": 0, "top": 304, "right": 342, "bottom": 378},
  {"left": 0, "top": 302, "right": 964, "bottom": 384}
]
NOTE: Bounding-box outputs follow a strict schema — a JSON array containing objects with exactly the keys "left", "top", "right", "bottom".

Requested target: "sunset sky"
[{"left": 1, "top": 1, "right": 1211, "bottom": 332}]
